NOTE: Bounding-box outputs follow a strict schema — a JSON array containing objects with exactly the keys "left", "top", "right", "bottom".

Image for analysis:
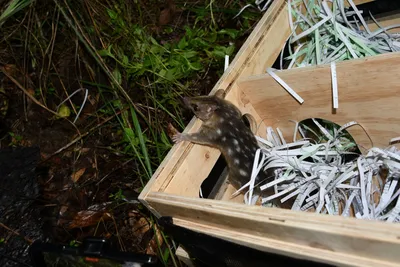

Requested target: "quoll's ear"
[{"left": 214, "top": 89, "right": 226, "bottom": 99}]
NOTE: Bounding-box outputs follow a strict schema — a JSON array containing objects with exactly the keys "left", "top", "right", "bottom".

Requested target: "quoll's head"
[
  {"left": 183, "top": 89, "right": 224, "bottom": 121},
  {"left": 182, "top": 96, "right": 219, "bottom": 121},
  {"left": 183, "top": 89, "right": 242, "bottom": 121}
]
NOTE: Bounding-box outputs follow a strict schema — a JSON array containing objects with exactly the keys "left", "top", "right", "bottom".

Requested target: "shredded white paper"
[
  {"left": 233, "top": 0, "right": 273, "bottom": 19},
  {"left": 242, "top": 119, "right": 400, "bottom": 223},
  {"left": 266, "top": 68, "right": 304, "bottom": 104},
  {"left": 283, "top": 0, "right": 400, "bottom": 68},
  {"left": 235, "top": 0, "right": 399, "bottom": 68},
  {"left": 330, "top": 61, "right": 338, "bottom": 109},
  {"left": 224, "top": 55, "right": 230, "bottom": 71}
]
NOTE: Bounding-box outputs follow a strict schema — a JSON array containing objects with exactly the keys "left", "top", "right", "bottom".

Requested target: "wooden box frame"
[{"left": 139, "top": 1, "right": 400, "bottom": 266}]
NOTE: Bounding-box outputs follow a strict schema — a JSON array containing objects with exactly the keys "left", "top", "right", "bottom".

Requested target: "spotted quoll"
[{"left": 172, "top": 89, "right": 269, "bottom": 193}]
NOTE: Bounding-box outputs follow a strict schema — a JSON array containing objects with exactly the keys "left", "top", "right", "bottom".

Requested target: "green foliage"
[
  {"left": 90, "top": 1, "right": 253, "bottom": 185},
  {"left": 97, "top": 25, "right": 237, "bottom": 86},
  {"left": 0, "top": 0, "right": 33, "bottom": 27},
  {"left": 109, "top": 188, "right": 125, "bottom": 202},
  {"left": 69, "top": 240, "right": 80, "bottom": 247},
  {"left": 8, "top": 132, "right": 23, "bottom": 147}
]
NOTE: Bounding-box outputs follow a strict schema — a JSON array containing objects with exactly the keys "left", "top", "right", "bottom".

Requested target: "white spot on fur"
[
  {"left": 233, "top": 139, "right": 239, "bottom": 145},
  {"left": 216, "top": 129, "right": 222, "bottom": 135},
  {"left": 234, "top": 158, "right": 240, "bottom": 165},
  {"left": 222, "top": 137, "right": 227, "bottom": 142},
  {"left": 239, "top": 169, "right": 248, "bottom": 176},
  {"left": 228, "top": 148, "right": 233, "bottom": 155},
  {"left": 236, "top": 147, "right": 241, "bottom": 152},
  {"left": 229, "top": 121, "right": 234, "bottom": 125},
  {"left": 220, "top": 117, "right": 225, "bottom": 123}
]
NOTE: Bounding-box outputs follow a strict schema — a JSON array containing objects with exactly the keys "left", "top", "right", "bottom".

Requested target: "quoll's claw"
[{"left": 172, "top": 132, "right": 185, "bottom": 143}]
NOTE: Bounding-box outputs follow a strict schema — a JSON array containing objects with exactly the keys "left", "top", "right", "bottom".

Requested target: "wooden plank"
[
  {"left": 147, "top": 192, "right": 400, "bottom": 267},
  {"left": 352, "top": 0, "right": 376, "bottom": 5},
  {"left": 237, "top": 52, "right": 400, "bottom": 151},
  {"left": 138, "top": 0, "right": 291, "bottom": 205},
  {"left": 219, "top": 183, "right": 245, "bottom": 203}
]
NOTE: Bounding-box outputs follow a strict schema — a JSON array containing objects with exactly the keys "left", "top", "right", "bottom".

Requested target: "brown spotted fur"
[{"left": 172, "top": 89, "right": 270, "bottom": 193}]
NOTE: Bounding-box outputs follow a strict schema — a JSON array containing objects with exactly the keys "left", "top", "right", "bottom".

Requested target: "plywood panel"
[
  {"left": 352, "top": 0, "right": 375, "bottom": 5},
  {"left": 237, "top": 52, "right": 400, "bottom": 151}
]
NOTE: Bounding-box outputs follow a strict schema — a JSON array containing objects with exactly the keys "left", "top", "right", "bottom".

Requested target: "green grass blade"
[
  {"left": 0, "top": 0, "right": 33, "bottom": 27},
  {"left": 130, "top": 105, "right": 153, "bottom": 179}
]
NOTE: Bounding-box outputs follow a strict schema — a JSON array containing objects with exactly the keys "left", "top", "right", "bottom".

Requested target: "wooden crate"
[{"left": 139, "top": 1, "right": 400, "bottom": 266}]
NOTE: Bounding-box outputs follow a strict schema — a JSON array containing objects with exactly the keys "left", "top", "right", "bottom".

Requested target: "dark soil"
[{"left": 0, "top": 66, "right": 156, "bottom": 266}]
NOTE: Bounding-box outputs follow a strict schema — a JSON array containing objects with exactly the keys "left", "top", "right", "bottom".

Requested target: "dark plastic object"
[{"left": 29, "top": 237, "right": 161, "bottom": 267}]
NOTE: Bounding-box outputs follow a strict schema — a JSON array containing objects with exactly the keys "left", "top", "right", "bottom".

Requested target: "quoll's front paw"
[
  {"left": 167, "top": 123, "right": 185, "bottom": 144},
  {"left": 172, "top": 132, "right": 186, "bottom": 143}
]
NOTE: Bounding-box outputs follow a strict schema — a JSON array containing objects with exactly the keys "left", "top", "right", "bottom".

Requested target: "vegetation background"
[{"left": 0, "top": 0, "right": 264, "bottom": 266}]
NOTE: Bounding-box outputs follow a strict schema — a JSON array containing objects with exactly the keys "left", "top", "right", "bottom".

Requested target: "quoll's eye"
[{"left": 192, "top": 104, "right": 199, "bottom": 111}]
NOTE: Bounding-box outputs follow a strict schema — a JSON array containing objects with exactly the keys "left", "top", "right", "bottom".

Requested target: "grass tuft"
[{"left": 0, "top": 0, "right": 32, "bottom": 27}]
